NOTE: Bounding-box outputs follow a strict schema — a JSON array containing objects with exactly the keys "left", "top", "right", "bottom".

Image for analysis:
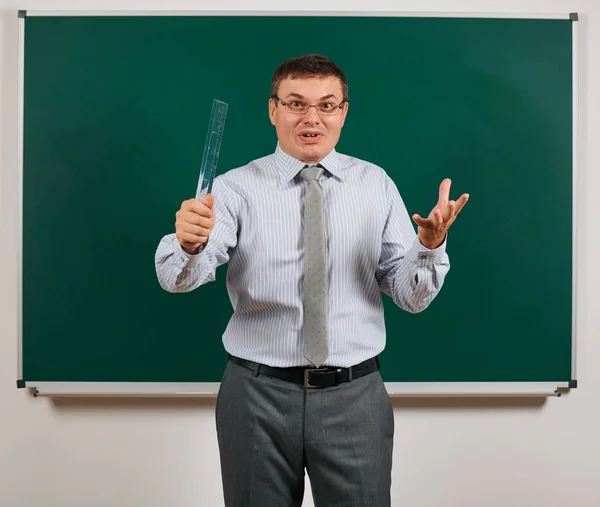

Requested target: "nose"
[{"left": 302, "top": 105, "right": 321, "bottom": 123}]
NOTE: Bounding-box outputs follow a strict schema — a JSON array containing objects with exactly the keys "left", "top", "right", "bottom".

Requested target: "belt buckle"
[{"left": 304, "top": 367, "right": 329, "bottom": 388}]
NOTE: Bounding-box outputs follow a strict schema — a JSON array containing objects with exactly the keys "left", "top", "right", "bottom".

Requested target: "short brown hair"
[{"left": 270, "top": 54, "right": 348, "bottom": 102}]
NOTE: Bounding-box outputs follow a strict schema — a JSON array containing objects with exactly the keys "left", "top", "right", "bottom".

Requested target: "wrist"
[
  {"left": 182, "top": 243, "right": 206, "bottom": 255},
  {"left": 418, "top": 234, "right": 445, "bottom": 250},
  {"left": 182, "top": 246, "right": 200, "bottom": 255}
]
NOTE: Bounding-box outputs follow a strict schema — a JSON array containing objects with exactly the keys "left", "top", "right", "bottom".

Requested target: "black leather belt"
[{"left": 228, "top": 354, "right": 380, "bottom": 388}]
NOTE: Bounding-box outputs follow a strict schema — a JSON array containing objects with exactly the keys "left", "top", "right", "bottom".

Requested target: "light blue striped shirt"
[{"left": 155, "top": 144, "right": 450, "bottom": 368}]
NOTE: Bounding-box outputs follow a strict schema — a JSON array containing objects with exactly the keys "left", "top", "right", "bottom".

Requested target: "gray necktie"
[{"left": 299, "top": 165, "right": 328, "bottom": 367}]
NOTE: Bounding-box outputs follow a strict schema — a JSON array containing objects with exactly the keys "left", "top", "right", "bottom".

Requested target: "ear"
[
  {"left": 340, "top": 101, "right": 349, "bottom": 128},
  {"left": 269, "top": 98, "right": 277, "bottom": 126}
]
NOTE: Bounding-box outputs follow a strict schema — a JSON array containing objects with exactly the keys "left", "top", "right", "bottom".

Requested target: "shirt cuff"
[
  {"left": 172, "top": 235, "right": 206, "bottom": 267},
  {"left": 414, "top": 234, "right": 447, "bottom": 261}
]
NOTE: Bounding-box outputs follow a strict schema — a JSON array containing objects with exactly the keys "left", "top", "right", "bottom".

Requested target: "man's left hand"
[{"left": 412, "top": 178, "right": 469, "bottom": 250}]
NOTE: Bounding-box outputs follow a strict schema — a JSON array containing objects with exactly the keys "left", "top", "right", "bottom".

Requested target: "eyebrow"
[{"left": 284, "top": 92, "right": 340, "bottom": 101}]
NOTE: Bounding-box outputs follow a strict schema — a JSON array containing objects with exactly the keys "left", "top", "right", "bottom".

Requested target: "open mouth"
[{"left": 298, "top": 132, "right": 324, "bottom": 142}]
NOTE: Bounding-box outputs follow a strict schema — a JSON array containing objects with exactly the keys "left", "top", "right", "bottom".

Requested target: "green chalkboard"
[{"left": 20, "top": 13, "right": 574, "bottom": 393}]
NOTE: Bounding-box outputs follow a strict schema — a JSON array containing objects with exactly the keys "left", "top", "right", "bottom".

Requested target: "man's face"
[{"left": 269, "top": 76, "right": 349, "bottom": 164}]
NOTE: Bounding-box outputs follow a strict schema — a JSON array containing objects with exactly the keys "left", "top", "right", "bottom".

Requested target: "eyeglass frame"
[{"left": 272, "top": 96, "right": 347, "bottom": 116}]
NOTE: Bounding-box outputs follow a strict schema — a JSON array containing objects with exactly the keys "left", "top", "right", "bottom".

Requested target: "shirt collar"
[{"left": 273, "top": 143, "right": 345, "bottom": 184}]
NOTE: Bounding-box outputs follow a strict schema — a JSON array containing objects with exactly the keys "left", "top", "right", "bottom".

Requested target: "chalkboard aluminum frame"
[{"left": 16, "top": 10, "right": 579, "bottom": 397}]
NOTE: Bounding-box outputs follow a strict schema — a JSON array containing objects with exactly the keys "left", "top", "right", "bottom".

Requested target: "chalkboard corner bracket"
[
  {"left": 17, "top": 380, "right": 40, "bottom": 397},
  {"left": 554, "top": 380, "right": 577, "bottom": 397}
]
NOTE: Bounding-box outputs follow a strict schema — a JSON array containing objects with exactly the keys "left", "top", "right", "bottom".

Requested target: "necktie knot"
[{"left": 300, "top": 165, "right": 324, "bottom": 182}]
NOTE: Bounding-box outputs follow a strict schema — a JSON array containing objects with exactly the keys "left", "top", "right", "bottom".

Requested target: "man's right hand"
[{"left": 175, "top": 194, "right": 215, "bottom": 255}]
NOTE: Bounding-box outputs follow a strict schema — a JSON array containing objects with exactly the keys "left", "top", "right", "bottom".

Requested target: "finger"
[
  {"left": 183, "top": 199, "right": 213, "bottom": 218},
  {"left": 442, "top": 200, "right": 456, "bottom": 222},
  {"left": 179, "top": 209, "right": 214, "bottom": 228},
  {"left": 439, "top": 200, "right": 455, "bottom": 222},
  {"left": 202, "top": 193, "right": 215, "bottom": 211},
  {"left": 177, "top": 222, "right": 211, "bottom": 237},
  {"left": 428, "top": 204, "right": 441, "bottom": 219},
  {"left": 412, "top": 213, "right": 430, "bottom": 228},
  {"left": 453, "top": 193, "right": 470, "bottom": 217},
  {"left": 437, "top": 178, "right": 451, "bottom": 208},
  {"left": 413, "top": 213, "right": 442, "bottom": 230},
  {"left": 443, "top": 194, "right": 469, "bottom": 231},
  {"left": 177, "top": 210, "right": 214, "bottom": 228},
  {"left": 177, "top": 231, "right": 205, "bottom": 246},
  {"left": 434, "top": 209, "right": 444, "bottom": 228}
]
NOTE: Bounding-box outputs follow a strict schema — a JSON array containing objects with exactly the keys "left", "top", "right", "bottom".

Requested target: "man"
[{"left": 155, "top": 54, "right": 468, "bottom": 507}]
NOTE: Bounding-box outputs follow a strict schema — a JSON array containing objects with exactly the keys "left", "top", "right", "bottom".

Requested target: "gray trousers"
[{"left": 215, "top": 359, "right": 394, "bottom": 507}]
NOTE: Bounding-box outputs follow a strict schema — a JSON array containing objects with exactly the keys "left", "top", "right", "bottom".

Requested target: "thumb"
[{"left": 202, "top": 193, "right": 215, "bottom": 210}]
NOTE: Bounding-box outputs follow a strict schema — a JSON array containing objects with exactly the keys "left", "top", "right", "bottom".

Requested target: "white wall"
[{"left": 1, "top": 1, "right": 598, "bottom": 506}]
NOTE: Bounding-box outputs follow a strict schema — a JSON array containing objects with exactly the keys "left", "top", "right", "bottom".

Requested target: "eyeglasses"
[{"left": 273, "top": 96, "right": 346, "bottom": 116}]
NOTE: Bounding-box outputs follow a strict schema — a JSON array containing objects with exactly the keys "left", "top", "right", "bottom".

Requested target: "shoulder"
[
  {"left": 214, "top": 153, "right": 274, "bottom": 188},
  {"left": 335, "top": 151, "right": 409, "bottom": 208},
  {"left": 335, "top": 151, "right": 394, "bottom": 185},
  {"left": 210, "top": 152, "right": 277, "bottom": 210}
]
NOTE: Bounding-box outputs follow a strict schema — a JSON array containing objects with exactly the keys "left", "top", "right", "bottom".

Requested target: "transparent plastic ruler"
[{"left": 196, "top": 99, "right": 228, "bottom": 200}]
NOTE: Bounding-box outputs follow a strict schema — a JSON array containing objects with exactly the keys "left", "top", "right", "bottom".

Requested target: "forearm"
[
  {"left": 381, "top": 236, "right": 450, "bottom": 313},
  {"left": 154, "top": 233, "right": 217, "bottom": 293},
  {"left": 155, "top": 176, "right": 238, "bottom": 293}
]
